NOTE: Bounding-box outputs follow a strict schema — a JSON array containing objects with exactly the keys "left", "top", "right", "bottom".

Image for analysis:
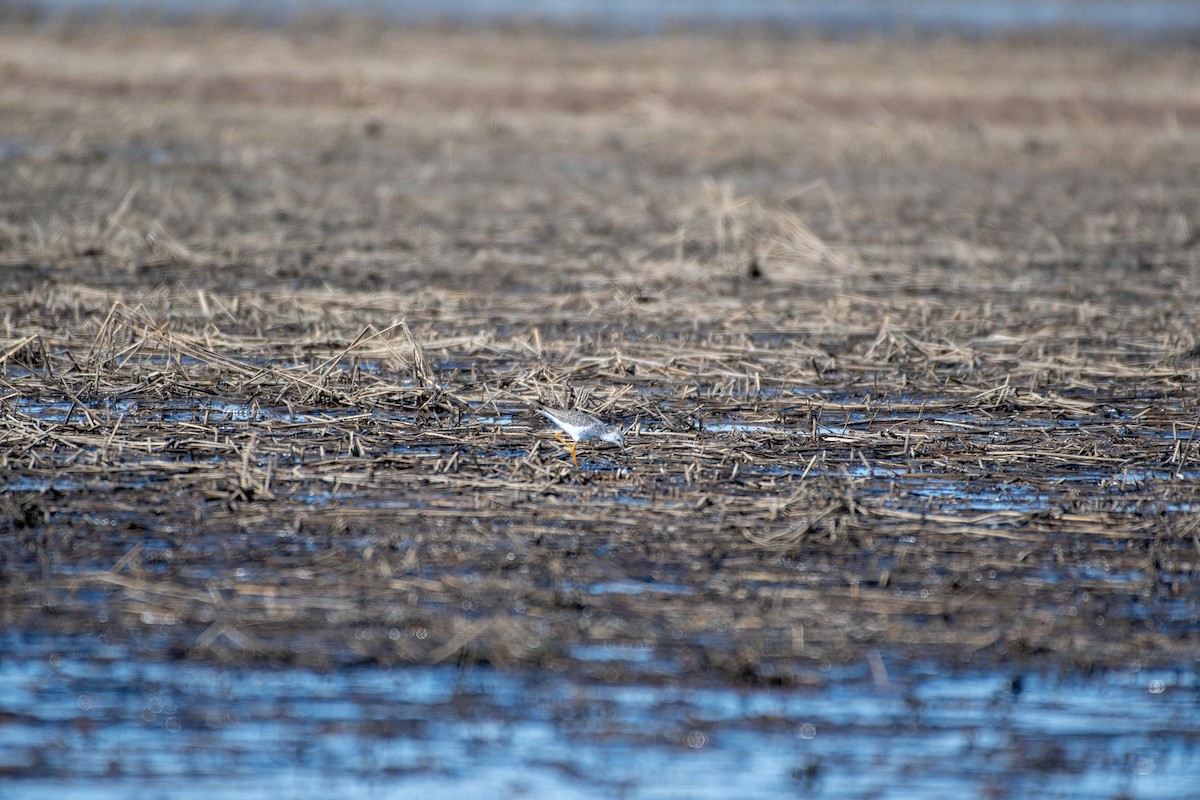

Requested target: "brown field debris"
[{"left": 1, "top": 21, "right": 1198, "bottom": 682}]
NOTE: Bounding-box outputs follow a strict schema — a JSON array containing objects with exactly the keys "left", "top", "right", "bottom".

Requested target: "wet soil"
[{"left": 2, "top": 22, "right": 1199, "bottom": 688}]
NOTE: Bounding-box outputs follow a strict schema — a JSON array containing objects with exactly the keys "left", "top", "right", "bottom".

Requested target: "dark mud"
[{"left": 2, "top": 20, "right": 1199, "bottom": 797}]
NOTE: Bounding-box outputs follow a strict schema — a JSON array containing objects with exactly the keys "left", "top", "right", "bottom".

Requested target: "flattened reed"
[{"left": 2, "top": 23, "right": 1199, "bottom": 682}]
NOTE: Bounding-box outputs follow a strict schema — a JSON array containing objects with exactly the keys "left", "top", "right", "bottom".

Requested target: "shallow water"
[
  {"left": 2, "top": 632, "right": 1197, "bottom": 800},
  {"left": 28, "top": 0, "right": 1200, "bottom": 38}
]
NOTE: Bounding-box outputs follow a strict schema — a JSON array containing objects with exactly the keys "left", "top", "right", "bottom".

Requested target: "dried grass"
[{"left": 1, "top": 22, "right": 1199, "bottom": 681}]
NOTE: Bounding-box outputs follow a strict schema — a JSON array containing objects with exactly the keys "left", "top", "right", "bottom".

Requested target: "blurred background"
[{"left": 8, "top": 0, "right": 1200, "bottom": 37}]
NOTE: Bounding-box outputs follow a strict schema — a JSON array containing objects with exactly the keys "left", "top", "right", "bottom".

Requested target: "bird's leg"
[{"left": 553, "top": 431, "right": 579, "bottom": 467}]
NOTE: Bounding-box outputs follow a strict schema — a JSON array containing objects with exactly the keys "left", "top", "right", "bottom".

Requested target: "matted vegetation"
[{"left": 1, "top": 21, "right": 1199, "bottom": 683}]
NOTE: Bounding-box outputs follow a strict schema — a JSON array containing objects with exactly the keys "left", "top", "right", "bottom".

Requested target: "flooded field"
[
  {"left": 2, "top": 17, "right": 1200, "bottom": 797},
  {"left": 3, "top": 632, "right": 1198, "bottom": 799}
]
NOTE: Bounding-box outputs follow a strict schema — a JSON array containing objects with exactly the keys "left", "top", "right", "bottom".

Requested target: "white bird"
[{"left": 538, "top": 406, "right": 626, "bottom": 467}]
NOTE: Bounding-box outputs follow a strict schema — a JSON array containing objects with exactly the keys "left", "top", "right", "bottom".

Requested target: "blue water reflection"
[
  {"left": 26, "top": 0, "right": 1200, "bottom": 39},
  {"left": 2, "top": 632, "right": 1197, "bottom": 799}
]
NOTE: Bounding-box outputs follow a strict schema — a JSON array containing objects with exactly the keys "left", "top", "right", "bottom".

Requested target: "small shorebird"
[{"left": 538, "top": 406, "right": 626, "bottom": 468}]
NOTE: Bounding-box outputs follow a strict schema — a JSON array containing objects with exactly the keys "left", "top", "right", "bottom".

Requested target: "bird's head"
[{"left": 602, "top": 428, "right": 627, "bottom": 448}]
